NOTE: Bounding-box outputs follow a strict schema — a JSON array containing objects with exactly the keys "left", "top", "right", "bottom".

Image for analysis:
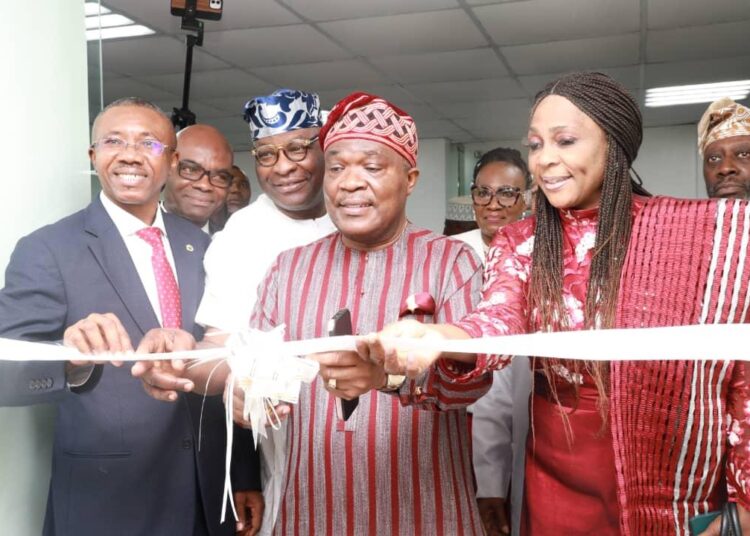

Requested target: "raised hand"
[
  {"left": 310, "top": 350, "right": 386, "bottom": 399},
  {"left": 356, "top": 319, "right": 446, "bottom": 378},
  {"left": 63, "top": 312, "right": 133, "bottom": 366},
  {"left": 131, "top": 328, "right": 197, "bottom": 401}
]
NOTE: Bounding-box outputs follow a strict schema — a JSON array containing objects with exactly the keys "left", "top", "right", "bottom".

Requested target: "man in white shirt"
[
  {"left": 163, "top": 124, "right": 233, "bottom": 234},
  {"left": 196, "top": 89, "right": 336, "bottom": 333}
]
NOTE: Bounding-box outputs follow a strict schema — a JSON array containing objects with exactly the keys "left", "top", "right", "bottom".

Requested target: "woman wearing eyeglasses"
[
  {"left": 455, "top": 147, "right": 532, "bottom": 536},
  {"left": 454, "top": 148, "right": 531, "bottom": 260}
]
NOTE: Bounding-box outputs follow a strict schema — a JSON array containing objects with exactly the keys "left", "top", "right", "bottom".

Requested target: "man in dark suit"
[{"left": 0, "top": 98, "right": 262, "bottom": 536}]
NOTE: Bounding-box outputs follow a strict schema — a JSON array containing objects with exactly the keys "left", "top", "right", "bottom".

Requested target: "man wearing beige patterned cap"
[{"left": 698, "top": 97, "right": 750, "bottom": 199}]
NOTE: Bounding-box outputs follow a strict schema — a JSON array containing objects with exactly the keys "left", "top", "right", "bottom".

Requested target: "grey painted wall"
[{"left": 0, "top": 2, "right": 91, "bottom": 534}]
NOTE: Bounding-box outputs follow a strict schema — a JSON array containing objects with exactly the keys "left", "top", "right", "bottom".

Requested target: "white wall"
[
  {"left": 0, "top": 2, "right": 90, "bottom": 534},
  {"left": 410, "top": 138, "right": 450, "bottom": 233},
  {"left": 233, "top": 137, "right": 450, "bottom": 235},
  {"left": 233, "top": 150, "right": 261, "bottom": 204},
  {"left": 636, "top": 124, "right": 705, "bottom": 198},
  {"left": 454, "top": 124, "right": 704, "bottom": 200}
]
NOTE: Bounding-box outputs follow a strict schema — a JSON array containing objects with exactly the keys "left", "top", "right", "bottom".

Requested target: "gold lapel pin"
[{"left": 186, "top": 244, "right": 194, "bottom": 252}]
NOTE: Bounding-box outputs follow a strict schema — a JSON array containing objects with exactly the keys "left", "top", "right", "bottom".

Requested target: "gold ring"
[{"left": 327, "top": 378, "right": 337, "bottom": 390}]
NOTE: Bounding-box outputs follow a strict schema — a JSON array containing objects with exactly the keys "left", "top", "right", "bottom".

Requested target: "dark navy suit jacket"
[{"left": 0, "top": 197, "right": 260, "bottom": 536}]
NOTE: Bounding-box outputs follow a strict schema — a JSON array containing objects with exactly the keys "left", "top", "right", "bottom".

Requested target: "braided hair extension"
[{"left": 528, "top": 72, "right": 651, "bottom": 425}]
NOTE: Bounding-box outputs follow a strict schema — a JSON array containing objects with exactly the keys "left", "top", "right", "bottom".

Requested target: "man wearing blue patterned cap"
[{"left": 196, "top": 89, "right": 335, "bottom": 333}]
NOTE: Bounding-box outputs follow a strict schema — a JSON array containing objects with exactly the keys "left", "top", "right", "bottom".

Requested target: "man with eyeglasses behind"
[
  {"left": 163, "top": 124, "right": 234, "bottom": 233},
  {"left": 0, "top": 97, "right": 263, "bottom": 535},
  {"left": 209, "top": 166, "right": 253, "bottom": 234},
  {"left": 162, "top": 122, "right": 265, "bottom": 533},
  {"left": 196, "top": 89, "right": 335, "bottom": 334}
]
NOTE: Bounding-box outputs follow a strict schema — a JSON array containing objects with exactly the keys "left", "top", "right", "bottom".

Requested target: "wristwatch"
[{"left": 379, "top": 373, "right": 406, "bottom": 392}]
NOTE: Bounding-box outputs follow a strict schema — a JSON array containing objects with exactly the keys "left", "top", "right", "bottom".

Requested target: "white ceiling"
[{"left": 92, "top": 0, "right": 750, "bottom": 149}]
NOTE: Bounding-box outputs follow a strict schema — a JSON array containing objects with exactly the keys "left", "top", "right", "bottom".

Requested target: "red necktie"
[{"left": 136, "top": 227, "right": 182, "bottom": 329}]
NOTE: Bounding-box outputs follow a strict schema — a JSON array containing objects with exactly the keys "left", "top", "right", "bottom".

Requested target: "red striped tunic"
[{"left": 251, "top": 225, "right": 490, "bottom": 535}]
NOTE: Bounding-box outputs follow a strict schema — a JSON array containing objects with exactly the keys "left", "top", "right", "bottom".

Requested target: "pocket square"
[{"left": 400, "top": 292, "right": 436, "bottom": 317}]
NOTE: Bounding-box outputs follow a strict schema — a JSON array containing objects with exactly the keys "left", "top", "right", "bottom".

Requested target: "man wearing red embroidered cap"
[
  {"left": 249, "top": 92, "right": 489, "bottom": 534},
  {"left": 135, "top": 92, "right": 490, "bottom": 534}
]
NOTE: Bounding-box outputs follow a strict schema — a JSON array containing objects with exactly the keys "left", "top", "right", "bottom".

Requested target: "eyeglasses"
[
  {"left": 90, "top": 136, "right": 172, "bottom": 157},
  {"left": 177, "top": 160, "right": 233, "bottom": 189},
  {"left": 470, "top": 185, "right": 523, "bottom": 208},
  {"left": 251, "top": 135, "right": 319, "bottom": 167}
]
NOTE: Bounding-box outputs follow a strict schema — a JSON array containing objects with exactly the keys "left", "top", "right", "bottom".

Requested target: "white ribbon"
[
  {"left": 3, "top": 323, "right": 749, "bottom": 363},
  {"left": 4, "top": 323, "right": 750, "bottom": 530}
]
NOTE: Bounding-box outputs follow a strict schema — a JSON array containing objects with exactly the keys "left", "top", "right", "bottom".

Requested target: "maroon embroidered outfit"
[
  {"left": 455, "top": 196, "right": 750, "bottom": 535},
  {"left": 251, "top": 225, "right": 490, "bottom": 535}
]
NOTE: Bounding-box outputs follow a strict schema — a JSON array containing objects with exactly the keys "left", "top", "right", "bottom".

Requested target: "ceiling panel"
[
  {"left": 102, "top": 36, "right": 229, "bottom": 76},
  {"left": 202, "top": 25, "right": 350, "bottom": 68},
  {"left": 397, "top": 103, "right": 442, "bottom": 122},
  {"left": 253, "top": 60, "right": 386, "bottom": 91},
  {"left": 139, "top": 69, "right": 273, "bottom": 99},
  {"left": 414, "top": 119, "right": 470, "bottom": 139},
  {"left": 647, "top": 21, "right": 750, "bottom": 63},
  {"left": 318, "top": 10, "right": 486, "bottom": 56},
  {"left": 518, "top": 65, "right": 643, "bottom": 95},
  {"left": 641, "top": 103, "right": 711, "bottom": 128},
  {"left": 445, "top": 98, "right": 532, "bottom": 121},
  {"left": 103, "top": 76, "right": 179, "bottom": 104},
  {"left": 502, "top": 33, "right": 640, "bottom": 76},
  {"left": 103, "top": 0, "right": 300, "bottom": 34},
  {"left": 474, "top": 0, "right": 639, "bottom": 46},
  {"left": 454, "top": 118, "right": 528, "bottom": 141},
  {"left": 203, "top": 116, "right": 253, "bottom": 142},
  {"left": 317, "top": 85, "right": 421, "bottom": 109},
  {"left": 644, "top": 56, "right": 750, "bottom": 88},
  {"left": 200, "top": 1, "right": 302, "bottom": 31},
  {"left": 202, "top": 95, "right": 252, "bottom": 115},
  {"left": 151, "top": 99, "right": 232, "bottom": 121},
  {"left": 370, "top": 48, "right": 508, "bottom": 84},
  {"left": 281, "top": 0, "right": 458, "bottom": 21},
  {"left": 648, "top": 0, "right": 750, "bottom": 30},
  {"left": 405, "top": 78, "right": 526, "bottom": 104},
  {"left": 466, "top": 0, "right": 536, "bottom": 4}
]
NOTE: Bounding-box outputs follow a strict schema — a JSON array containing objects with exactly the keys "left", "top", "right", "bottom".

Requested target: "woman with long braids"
[{"left": 359, "top": 72, "right": 750, "bottom": 534}]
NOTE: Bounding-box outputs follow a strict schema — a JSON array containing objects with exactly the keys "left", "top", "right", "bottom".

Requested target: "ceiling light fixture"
[
  {"left": 84, "top": 2, "right": 110, "bottom": 16},
  {"left": 84, "top": 13, "right": 133, "bottom": 30},
  {"left": 86, "top": 25, "right": 155, "bottom": 41},
  {"left": 85, "top": 2, "right": 154, "bottom": 41},
  {"left": 645, "top": 80, "right": 750, "bottom": 107}
]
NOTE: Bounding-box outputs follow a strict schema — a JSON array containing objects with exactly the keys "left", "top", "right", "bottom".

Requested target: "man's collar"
[{"left": 100, "top": 192, "right": 166, "bottom": 236}]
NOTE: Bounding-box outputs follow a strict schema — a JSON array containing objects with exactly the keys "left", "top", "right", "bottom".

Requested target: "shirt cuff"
[
  {"left": 447, "top": 320, "right": 511, "bottom": 383},
  {"left": 66, "top": 364, "right": 102, "bottom": 393}
]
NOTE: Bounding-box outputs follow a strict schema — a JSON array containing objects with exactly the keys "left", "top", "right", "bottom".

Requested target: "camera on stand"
[{"left": 169, "top": 0, "right": 223, "bottom": 130}]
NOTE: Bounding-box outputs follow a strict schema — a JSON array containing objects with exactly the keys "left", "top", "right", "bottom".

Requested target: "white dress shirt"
[
  {"left": 453, "top": 228, "right": 488, "bottom": 259},
  {"left": 196, "top": 193, "right": 336, "bottom": 332},
  {"left": 100, "top": 192, "right": 178, "bottom": 327}
]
